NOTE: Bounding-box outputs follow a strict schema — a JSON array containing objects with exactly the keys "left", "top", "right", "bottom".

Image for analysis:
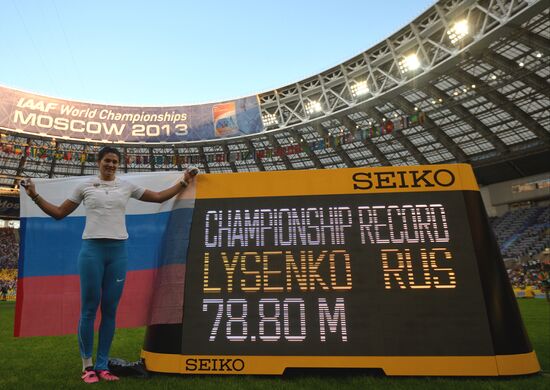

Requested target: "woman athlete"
[{"left": 21, "top": 146, "right": 197, "bottom": 383}]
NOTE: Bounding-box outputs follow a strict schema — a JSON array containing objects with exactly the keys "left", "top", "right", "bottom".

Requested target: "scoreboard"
[{"left": 141, "top": 164, "right": 540, "bottom": 376}]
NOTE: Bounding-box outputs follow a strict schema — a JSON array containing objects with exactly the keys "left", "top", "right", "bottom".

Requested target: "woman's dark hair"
[{"left": 97, "top": 146, "right": 121, "bottom": 162}]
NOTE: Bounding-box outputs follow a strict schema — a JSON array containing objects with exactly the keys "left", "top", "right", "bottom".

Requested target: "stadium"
[{"left": 0, "top": 0, "right": 548, "bottom": 387}]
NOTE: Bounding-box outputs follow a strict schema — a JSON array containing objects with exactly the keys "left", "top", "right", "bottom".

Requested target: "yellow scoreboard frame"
[{"left": 141, "top": 164, "right": 541, "bottom": 376}]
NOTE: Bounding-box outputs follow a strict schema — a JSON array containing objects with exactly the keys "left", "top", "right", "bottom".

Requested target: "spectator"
[
  {"left": 0, "top": 227, "right": 19, "bottom": 270},
  {"left": 0, "top": 227, "right": 18, "bottom": 299},
  {"left": 1, "top": 283, "right": 7, "bottom": 301},
  {"left": 506, "top": 256, "right": 549, "bottom": 298}
]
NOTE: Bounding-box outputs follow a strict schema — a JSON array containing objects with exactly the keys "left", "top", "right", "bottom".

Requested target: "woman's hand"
[
  {"left": 140, "top": 167, "right": 200, "bottom": 203},
  {"left": 19, "top": 178, "right": 78, "bottom": 219},
  {"left": 21, "top": 179, "right": 37, "bottom": 198},
  {"left": 181, "top": 166, "right": 199, "bottom": 186}
]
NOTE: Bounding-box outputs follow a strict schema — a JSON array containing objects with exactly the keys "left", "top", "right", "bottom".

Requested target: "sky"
[{"left": 1, "top": 0, "right": 435, "bottom": 106}]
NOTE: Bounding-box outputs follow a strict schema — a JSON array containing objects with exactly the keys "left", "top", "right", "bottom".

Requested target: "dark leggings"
[{"left": 77, "top": 239, "right": 127, "bottom": 370}]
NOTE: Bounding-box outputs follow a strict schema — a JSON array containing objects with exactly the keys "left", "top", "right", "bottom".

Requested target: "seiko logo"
[
  {"left": 185, "top": 358, "right": 245, "bottom": 372},
  {"left": 352, "top": 169, "right": 455, "bottom": 190}
]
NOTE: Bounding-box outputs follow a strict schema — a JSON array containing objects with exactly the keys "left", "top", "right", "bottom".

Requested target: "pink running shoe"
[
  {"left": 97, "top": 370, "right": 120, "bottom": 381},
  {"left": 81, "top": 369, "right": 99, "bottom": 384}
]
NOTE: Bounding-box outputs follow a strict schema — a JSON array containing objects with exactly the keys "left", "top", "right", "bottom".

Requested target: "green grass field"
[{"left": 0, "top": 299, "right": 548, "bottom": 389}]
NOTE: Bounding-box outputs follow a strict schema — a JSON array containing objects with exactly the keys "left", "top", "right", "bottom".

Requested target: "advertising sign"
[{"left": 0, "top": 86, "right": 263, "bottom": 143}]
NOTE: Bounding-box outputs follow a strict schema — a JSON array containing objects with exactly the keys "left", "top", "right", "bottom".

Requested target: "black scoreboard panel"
[
  {"left": 142, "top": 165, "right": 540, "bottom": 376},
  {"left": 181, "top": 192, "right": 493, "bottom": 356}
]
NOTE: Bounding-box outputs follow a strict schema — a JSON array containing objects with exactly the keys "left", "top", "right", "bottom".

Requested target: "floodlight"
[
  {"left": 262, "top": 113, "right": 278, "bottom": 126},
  {"left": 305, "top": 100, "right": 322, "bottom": 115},
  {"left": 398, "top": 54, "right": 421, "bottom": 73},
  {"left": 447, "top": 19, "right": 469, "bottom": 44},
  {"left": 351, "top": 80, "right": 369, "bottom": 97}
]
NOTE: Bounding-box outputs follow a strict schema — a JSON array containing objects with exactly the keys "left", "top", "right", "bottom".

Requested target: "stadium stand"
[
  {"left": 0, "top": 0, "right": 548, "bottom": 183},
  {"left": 489, "top": 202, "right": 549, "bottom": 298},
  {"left": 506, "top": 252, "right": 550, "bottom": 300},
  {"left": 0, "top": 228, "right": 18, "bottom": 301},
  {"left": 0, "top": 228, "right": 18, "bottom": 269},
  {"left": 491, "top": 205, "right": 550, "bottom": 258}
]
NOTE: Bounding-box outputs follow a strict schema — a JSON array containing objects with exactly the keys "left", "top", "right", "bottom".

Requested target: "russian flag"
[{"left": 15, "top": 172, "right": 195, "bottom": 337}]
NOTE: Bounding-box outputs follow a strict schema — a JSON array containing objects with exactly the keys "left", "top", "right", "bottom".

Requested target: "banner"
[
  {"left": 16, "top": 172, "right": 195, "bottom": 336},
  {"left": 0, "top": 85, "right": 263, "bottom": 143}
]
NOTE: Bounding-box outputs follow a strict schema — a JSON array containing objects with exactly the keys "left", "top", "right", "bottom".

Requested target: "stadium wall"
[{"left": 480, "top": 172, "right": 550, "bottom": 217}]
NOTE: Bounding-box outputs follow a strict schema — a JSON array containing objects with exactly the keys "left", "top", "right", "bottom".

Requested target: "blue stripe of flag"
[{"left": 19, "top": 208, "right": 193, "bottom": 277}]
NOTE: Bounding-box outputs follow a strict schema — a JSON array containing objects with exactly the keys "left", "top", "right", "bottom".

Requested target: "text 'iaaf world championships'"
[{"left": 12, "top": 97, "right": 189, "bottom": 137}]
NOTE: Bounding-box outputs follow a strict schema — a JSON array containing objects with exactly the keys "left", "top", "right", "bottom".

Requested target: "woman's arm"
[
  {"left": 139, "top": 168, "right": 198, "bottom": 204},
  {"left": 21, "top": 179, "right": 79, "bottom": 220}
]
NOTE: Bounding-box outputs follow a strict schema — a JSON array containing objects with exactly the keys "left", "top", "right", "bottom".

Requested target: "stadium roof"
[{"left": 0, "top": 0, "right": 548, "bottom": 188}]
